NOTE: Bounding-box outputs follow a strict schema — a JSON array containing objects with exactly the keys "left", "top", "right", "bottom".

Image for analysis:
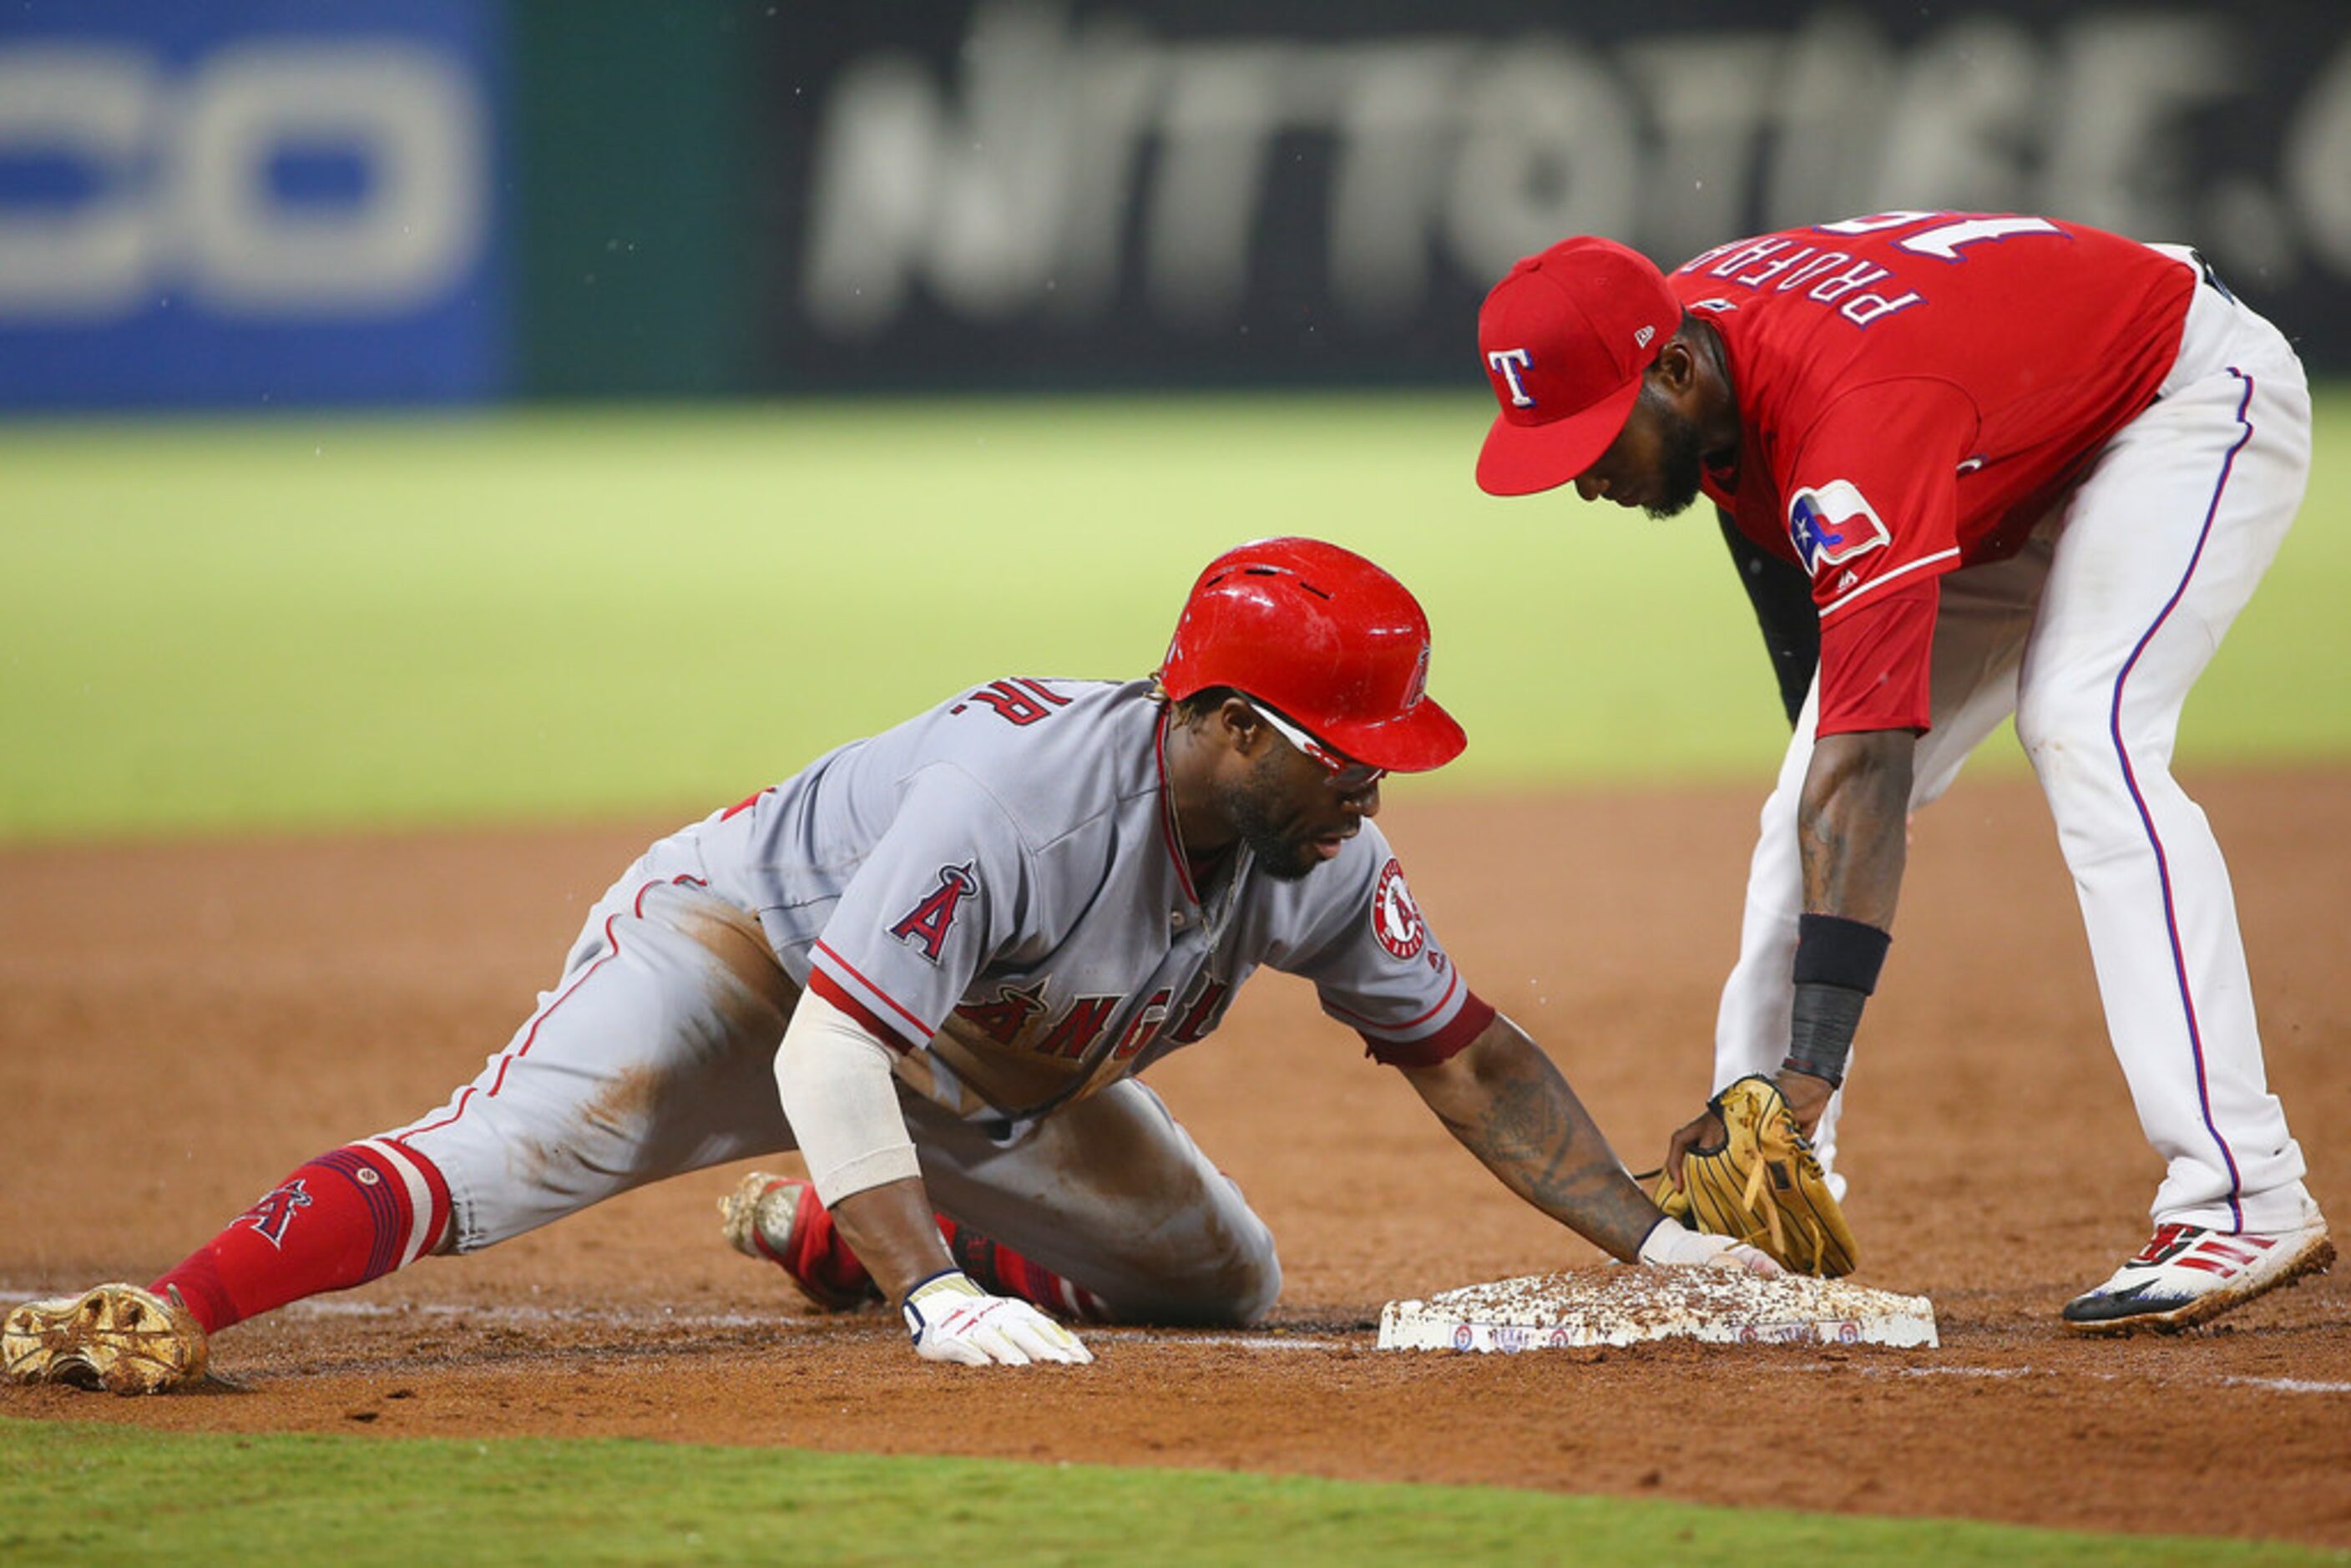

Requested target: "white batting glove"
[
  {"left": 1636, "top": 1218, "right": 1786, "bottom": 1278},
  {"left": 901, "top": 1271, "right": 1094, "bottom": 1367}
]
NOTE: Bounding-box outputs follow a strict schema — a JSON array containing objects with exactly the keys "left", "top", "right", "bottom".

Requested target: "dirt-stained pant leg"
[
  {"left": 392, "top": 852, "right": 803, "bottom": 1252},
  {"left": 383, "top": 843, "right": 1278, "bottom": 1322},
  {"left": 905, "top": 1083, "right": 1282, "bottom": 1328}
]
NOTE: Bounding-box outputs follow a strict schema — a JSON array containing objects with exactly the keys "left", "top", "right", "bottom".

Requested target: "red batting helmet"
[{"left": 1157, "top": 537, "right": 1466, "bottom": 774}]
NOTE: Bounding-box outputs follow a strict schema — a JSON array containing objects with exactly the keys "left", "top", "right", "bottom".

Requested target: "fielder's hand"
[
  {"left": 901, "top": 1271, "right": 1093, "bottom": 1367},
  {"left": 1664, "top": 1070, "right": 1832, "bottom": 1181},
  {"left": 1655, "top": 1077, "right": 1858, "bottom": 1276},
  {"left": 1664, "top": 1105, "right": 1725, "bottom": 1192},
  {"left": 1636, "top": 1216, "right": 1786, "bottom": 1277},
  {"left": 1774, "top": 1067, "right": 1834, "bottom": 1136}
]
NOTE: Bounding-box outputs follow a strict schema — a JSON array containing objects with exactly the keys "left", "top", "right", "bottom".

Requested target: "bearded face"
[
  {"left": 1639, "top": 379, "right": 1708, "bottom": 520},
  {"left": 1214, "top": 745, "right": 1325, "bottom": 881}
]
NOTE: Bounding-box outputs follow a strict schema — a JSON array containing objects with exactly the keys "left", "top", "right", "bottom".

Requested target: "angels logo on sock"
[
  {"left": 1787, "top": 479, "right": 1890, "bottom": 574},
  {"left": 1371, "top": 858, "right": 1426, "bottom": 959},
  {"left": 242, "top": 1178, "right": 314, "bottom": 1248},
  {"left": 890, "top": 862, "right": 978, "bottom": 964}
]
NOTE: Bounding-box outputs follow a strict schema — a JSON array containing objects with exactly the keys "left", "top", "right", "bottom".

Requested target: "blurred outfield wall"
[{"left": 2, "top": 0, "right": 2348, "bottom": 410}]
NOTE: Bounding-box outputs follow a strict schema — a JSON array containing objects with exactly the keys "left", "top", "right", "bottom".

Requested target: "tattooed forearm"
[
  {"left": 1797, "top": 730, "right": 1914, "bottom": 925},
  {"left": 1413, "top": 1020, "right": 1661, "bottom": 1261}
]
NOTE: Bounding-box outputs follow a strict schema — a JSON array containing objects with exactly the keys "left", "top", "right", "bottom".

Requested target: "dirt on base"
[{"left": 3, "top": 772, "right": 2346, "bottom": 1547}]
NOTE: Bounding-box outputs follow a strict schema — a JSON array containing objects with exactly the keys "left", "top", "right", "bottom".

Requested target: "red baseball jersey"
[{"left": 1671, "top": 212, "right": 2196, "bottom": 735}]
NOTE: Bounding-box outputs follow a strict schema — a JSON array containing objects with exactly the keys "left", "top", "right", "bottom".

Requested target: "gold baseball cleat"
[{"left": 3, "top": 1283, "right": 209, "bottom": 1394}]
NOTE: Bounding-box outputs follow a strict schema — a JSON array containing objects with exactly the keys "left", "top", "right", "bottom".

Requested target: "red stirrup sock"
[
  {"left": 149, "top": 1140, "right": 453, "bottom": 1335},
  {"left": 761, "top": 1182, "right": 882, "bottom": 1308},
  {"left": 937, "top": 1215, "right": 1112, "bottom": 1323},
  {"left": 756, "top": 1184, "right": 1108, "bottom": 1322}
]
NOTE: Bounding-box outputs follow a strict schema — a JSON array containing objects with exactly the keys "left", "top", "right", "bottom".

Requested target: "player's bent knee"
[
  {"left": 2014, "top": 686, "right": 2101, "bottom": 770},
  {"left": 2018, "top": 694, "right": 2136, "bottom": 799},
  {"left": 1128, "top": 1234, "right": 1282, "bottom": 1328},
  {"left": 1229, "top": 1251, "right": 1282, "bottom": 1327},
  {"left": 1204, "top": 1246, "right": 1283, "bottom": 1327},
  {"left": 2018, "top": 685, "right": 2196, "bottom": 853}
]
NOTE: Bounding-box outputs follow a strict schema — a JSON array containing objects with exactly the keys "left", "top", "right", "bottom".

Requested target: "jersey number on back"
[
  {"left": 953, "top": 678, "right": 1072, "bottom": 726},
  {"left": 1816, "top": 211, "right": 2061, "bottom": 262}
]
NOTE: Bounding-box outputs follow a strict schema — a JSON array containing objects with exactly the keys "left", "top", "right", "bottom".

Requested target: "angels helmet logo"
[
  {"left": 241, "top": 1178, "right": 314, "bottom": 1249},
  {"left": 889, "top": 862, "right": 978, "bottom": 964},
  {"left": 1403, "top": 640, "right": 1431, "bottom": 711},
  {"left": 1371, "top": 858, "right": 1425, "bottom": 959},
  {"left": 1787, "top": 479, "right": 1891, "bottom": 574}
]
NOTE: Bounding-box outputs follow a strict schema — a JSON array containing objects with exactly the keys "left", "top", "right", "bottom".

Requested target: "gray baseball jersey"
[
  {"left": 698, "top": 675, "right": 1492, "bottom": 1130},
  {"left": 391, "top": 675, "right": 1490, "bottom": 1315}
]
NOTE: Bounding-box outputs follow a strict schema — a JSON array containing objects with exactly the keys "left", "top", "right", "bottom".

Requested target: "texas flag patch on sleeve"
[{"left": 1787, "top": 479, "right": 1892, "bottom": 574}]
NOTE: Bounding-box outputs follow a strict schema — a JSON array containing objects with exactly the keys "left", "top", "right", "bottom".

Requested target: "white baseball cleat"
[
  {"left": 717, "top": 1171, "right": 882, "bottom": 1313},
  {"left": 2061, "top": 1212, "right": 2333, "bottom": 1335},
  {"left": 3, "top": 1283, "right": 209, "bottom": 1393}
]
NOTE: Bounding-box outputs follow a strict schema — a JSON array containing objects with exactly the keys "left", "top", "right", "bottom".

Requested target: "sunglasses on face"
[{"left": 1245, "top": 701, "right": 1387, "bottom": 793}]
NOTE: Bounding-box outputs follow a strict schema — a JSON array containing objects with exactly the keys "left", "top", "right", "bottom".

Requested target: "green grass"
[
  {"left": 0, "top": 1419, "right": 2334, "bottom": 1566},
  {"left": 7, "top": 390, "right": 2341, "bottom": 842}
]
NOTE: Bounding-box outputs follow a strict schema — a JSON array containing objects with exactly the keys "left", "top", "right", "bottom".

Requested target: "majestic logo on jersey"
[
  {"left": 889, "top": 862, "right": 978, "bottom": 964},
  {"left": 1787, "top": 481, "right": 1892, "bottom": 574},
  {"left": 241, "top": 1178, "right": 315, "bottom": 1249},
  {"left": 1486, "top": 347, "right": 1535, "bottom": 407},
  {"left": 1372, "top": 858, "right": 1426, "bottom": 960}
]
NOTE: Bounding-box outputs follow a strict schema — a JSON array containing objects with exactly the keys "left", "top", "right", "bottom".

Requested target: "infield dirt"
[{"left": 4, "top": 773, "right": 2345, "bottom": 1547}]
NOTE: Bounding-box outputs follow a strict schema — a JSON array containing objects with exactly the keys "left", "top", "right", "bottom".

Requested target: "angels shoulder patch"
[
  {"left": 889, "top": 862, "right": 978, "bottom": 964},
  {"left": 1372, "top": 858, "right": 1426, "bottom": 960}
]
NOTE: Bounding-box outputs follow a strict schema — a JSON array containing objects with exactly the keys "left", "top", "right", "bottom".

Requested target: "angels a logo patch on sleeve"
[
  {"left": 888, "top": 862, "right": 978, "bottom": 964},
  {"left": 1787, "top": 480, "right": 1891, "bottom": 574},
  {"left": 1371, "top": 858, "right": 1426, "bottom": 960}
]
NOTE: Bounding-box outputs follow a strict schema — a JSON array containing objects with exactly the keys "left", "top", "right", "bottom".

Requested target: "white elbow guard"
[{"left": 775, "top": 987, "right": 923, "bottom": 1206}]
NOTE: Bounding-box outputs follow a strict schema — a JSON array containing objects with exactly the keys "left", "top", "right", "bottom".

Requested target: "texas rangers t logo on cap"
[
  {"left": 1486, "top": 348, "right": 1536, "bottom": 407},
  {"left": 1474, "top": 235, "right": 1681, "bottom": 495}
]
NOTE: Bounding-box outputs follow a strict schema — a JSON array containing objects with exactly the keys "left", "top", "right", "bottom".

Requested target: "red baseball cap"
[{"left": 1474, "top": 236, "right": 1681, "bottom": 497}]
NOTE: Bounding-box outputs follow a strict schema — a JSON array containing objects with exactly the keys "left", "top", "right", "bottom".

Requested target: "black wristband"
[
  {"left": 1792, "top": 913, "right": 1892, "bottom": 994},
  {"left": 1784, "top": 981, "right": 1866, "bottom": 1088}
]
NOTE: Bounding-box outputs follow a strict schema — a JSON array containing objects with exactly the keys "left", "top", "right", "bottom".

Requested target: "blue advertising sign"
[{"left": 0, "top": 0, "right": 506, "bottom": 408}]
